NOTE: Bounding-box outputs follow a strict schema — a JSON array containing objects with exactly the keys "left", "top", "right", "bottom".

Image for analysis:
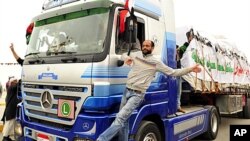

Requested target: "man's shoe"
[{"left": 177, "top": 108, "right": 186, "bottom": 113}]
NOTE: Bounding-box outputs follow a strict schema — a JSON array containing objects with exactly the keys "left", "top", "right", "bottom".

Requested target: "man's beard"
[{"left": 142, "top": 49, "right": 152, "bottom": 55}]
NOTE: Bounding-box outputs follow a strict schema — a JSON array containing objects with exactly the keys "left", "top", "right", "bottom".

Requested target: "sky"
[
  {"left": 0, "top": 0, "right": 44, "bottom": 83},
  {"left": 174, "top": 0, "right": 250, "bottom": 60},
  {"left": 0, "top": 0, "right": 44, "bottom": 63},
  {"left": 0, "top": 0, "right": 249, "bottom": 62}
]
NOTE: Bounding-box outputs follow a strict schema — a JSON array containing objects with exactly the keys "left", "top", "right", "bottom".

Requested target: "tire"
[
  {"left": 202, "top": 106, "right": 219, "bottom": 140},
  {"left": 135, "top": 121, "right": 162, "bottom": 141},
  {"left": 237, "top": 110, "right": 244, "bottom": 118}
]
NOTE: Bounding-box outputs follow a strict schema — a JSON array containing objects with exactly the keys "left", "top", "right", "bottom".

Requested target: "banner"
[{"left": 180, "top": 34, "right": 250, "bottom": 91}]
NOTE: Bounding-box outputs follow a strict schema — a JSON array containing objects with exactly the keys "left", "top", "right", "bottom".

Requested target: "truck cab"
[{"left": 15, "top": 0, "right": 219, "bottom": 141}]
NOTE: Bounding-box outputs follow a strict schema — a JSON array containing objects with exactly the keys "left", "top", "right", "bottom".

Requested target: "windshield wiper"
[
  {"left": 25, "top": 52, "right": 40, "bottom": 57},
  {"left": 56, "top": 51, "right": 76, "bottom": 55},
  {"left": 61, "top": 57, "right": 78, "bottom": 63},
  {"left": 46, "top": 51, "right": 76, "bottom": 56},
  {"left": 28, "top": 59, "right": 45, "bottom": 64},
  {"left": 25, "top": 52, "right": 45, "bottom": 64},
  {"left": 59, "top": 51, "right": 78, "bottom": 63}
]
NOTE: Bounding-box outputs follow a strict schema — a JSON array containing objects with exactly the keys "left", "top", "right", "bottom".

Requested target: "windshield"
[{"left": 27, "top": 8, "right": 109, "bottom": 56}]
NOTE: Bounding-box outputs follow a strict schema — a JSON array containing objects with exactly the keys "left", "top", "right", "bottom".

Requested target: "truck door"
[{"left": 108, "top": 7, "right": 148, "bottom": 99}]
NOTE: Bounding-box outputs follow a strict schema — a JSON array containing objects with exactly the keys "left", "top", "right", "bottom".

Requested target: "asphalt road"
[{"left": 192, "top": 116, "right": 250, "bottom": 141}]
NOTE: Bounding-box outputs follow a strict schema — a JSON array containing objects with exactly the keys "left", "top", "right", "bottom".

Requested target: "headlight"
[{"left": 14, "top": 121, "right": 23, "bottom": 137}]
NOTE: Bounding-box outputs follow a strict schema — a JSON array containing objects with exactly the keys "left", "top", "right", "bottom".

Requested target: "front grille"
[
  {"left": 23, "top": 83, "right": 91, "bottom": 126},
  {"left": 29, "top": 117, "right": 72, "bottom": 130},
  {"left": 26, "top": 100, "right": 40, "bottom": 106},
  {"left": 24, "top": 84, "right": 86, "bottom": 92}
]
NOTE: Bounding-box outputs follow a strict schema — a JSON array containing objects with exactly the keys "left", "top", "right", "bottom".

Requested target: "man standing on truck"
[
  {"left": 176, "top": 30, "right": 194, "bottom": 113},
  {"left": 9, "top": 22, "right": 34, "bottom": 66},
  {"left": 97, "top": 40, "right": 201, "bottom": 141}
]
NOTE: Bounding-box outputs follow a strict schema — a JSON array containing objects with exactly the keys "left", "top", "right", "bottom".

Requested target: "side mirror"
[
  {"left": 123, "top": 15, "right": 137, "bottom": 44},
  {"left": 117, "top": 60, "right": 124, "bottom": 67}
]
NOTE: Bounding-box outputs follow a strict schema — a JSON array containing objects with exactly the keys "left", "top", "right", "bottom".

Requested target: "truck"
[{"left": 14, "top": 0, "right": 250, "bottom": 140}]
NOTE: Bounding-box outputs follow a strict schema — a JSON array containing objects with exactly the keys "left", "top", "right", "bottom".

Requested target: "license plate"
[
  {"left": 58, "top": 99, "right": 75, "bottom": 119},
  {"left": 37, "top": 133, "right": 50, "bottom": 141}
]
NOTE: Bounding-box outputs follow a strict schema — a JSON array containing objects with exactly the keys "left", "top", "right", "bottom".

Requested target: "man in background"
[
  {"left": 9, "top": 22, "right": 34, "bottom": 66},
  {"left": 9, "top": 43, "right": 23, "bottom": 66},
  {"left": 176, "top": 30, "right": 194, "bottom": 113},
  {"left": 1, "top": 77, "right": 19, "bottom": 141}
]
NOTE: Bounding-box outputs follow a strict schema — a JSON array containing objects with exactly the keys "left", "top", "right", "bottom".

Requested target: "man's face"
[
  {"left": 142, "top": 40, "right": 153, "bottom": 55},
  {"left": 188, "top": 34, "right": 194, "bottom": 43},
  {"left": 10, "top": 79, "right": 18, "bottom": 86}
]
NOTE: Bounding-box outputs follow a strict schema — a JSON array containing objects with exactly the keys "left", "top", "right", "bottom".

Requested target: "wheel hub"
[
  {"left": 143, "top": 133, "right": 157, "bottom": 141},
  {"left": 211, "top": 112, "right": 218, "bottom": 133}
]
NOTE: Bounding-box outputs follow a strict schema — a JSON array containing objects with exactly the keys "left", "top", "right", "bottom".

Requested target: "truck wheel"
[
  {"left": 135, "top": 121, "right": 162, "bottom": 141},
  {"left": 202, "top": 106, "right": 219, "bottom": 140}
]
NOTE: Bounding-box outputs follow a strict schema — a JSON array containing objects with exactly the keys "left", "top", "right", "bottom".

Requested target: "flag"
[
  {"left": 26, "top": 22, "right": 34, "bottom": 44},
  {"left": 26, "top": 22, "right": 34, "bottom": 36}
]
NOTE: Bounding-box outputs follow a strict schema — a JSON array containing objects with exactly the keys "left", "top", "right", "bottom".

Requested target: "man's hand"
[
  {"left": 10, "top": 43, "right": 14, "bottom": 52},
  {"left": 125, "top": 57, "right": 133, "bottom": 66},
  {"left": 191, "top": 64, "right": 201, "bottom": 73}
]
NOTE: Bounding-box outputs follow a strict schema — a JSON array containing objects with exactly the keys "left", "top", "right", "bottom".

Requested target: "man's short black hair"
[{"left": 151, "top": 41, "right": 155, "bottom": 47}]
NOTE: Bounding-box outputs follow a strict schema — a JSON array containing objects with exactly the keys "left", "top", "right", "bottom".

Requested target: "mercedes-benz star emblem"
[
  {"left": 41, "top": 91, "right": 53, "bottom": 109},
  {"left": 82, "top": 122, "right": 90, "bottom": 130}
]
